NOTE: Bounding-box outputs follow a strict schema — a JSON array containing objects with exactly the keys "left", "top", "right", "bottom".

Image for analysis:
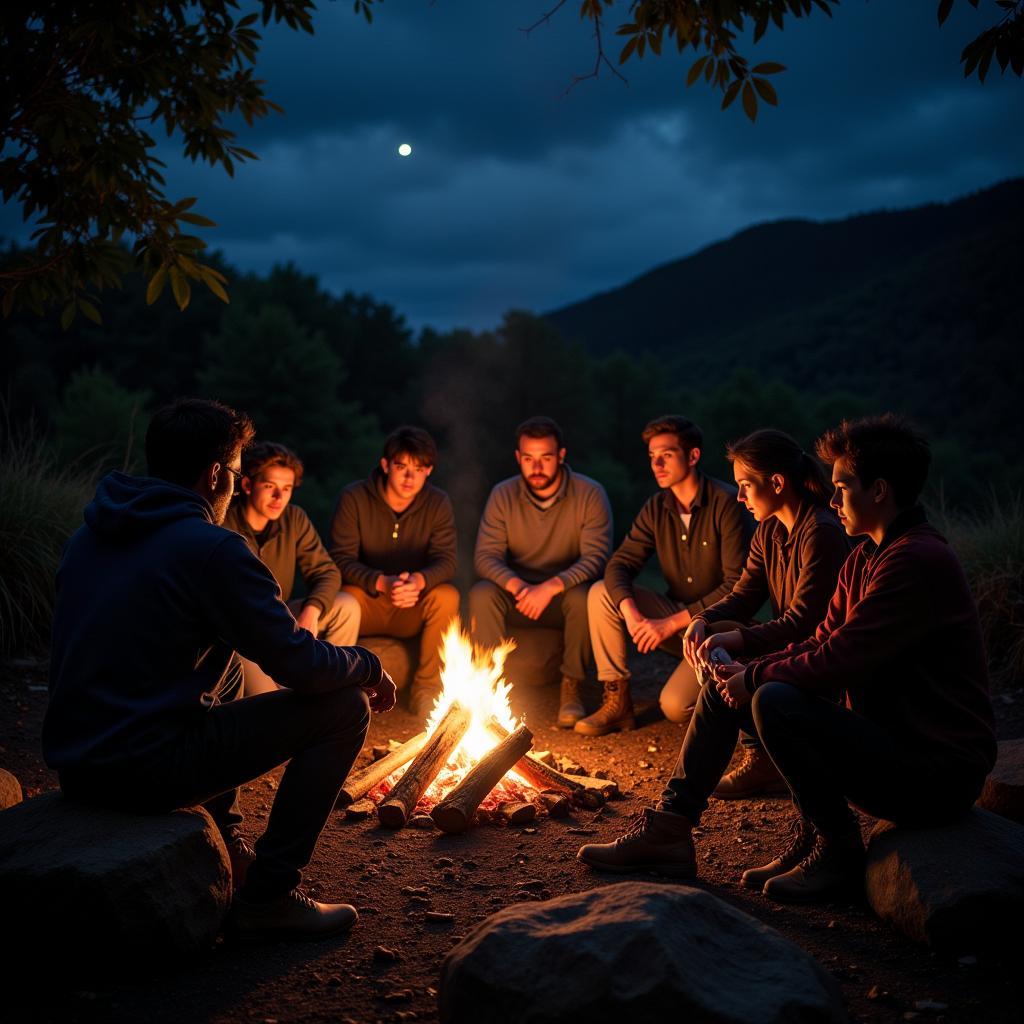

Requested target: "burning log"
[
  {"left": 378, "top": 702, "right": 471, "bottom": 828},
  {"left": 336, "top": 730, "right": 429, "bottom": 807},
  {"left": 485, "top": 718, "right": 595, "bottom": 804},
  {"left": 431, "top": 724, "right": 534, "bottom": 835}
]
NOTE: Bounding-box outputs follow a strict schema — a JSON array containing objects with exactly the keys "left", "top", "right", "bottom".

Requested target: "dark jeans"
[
  {"left": 659, "top": 681, "right": 983, "bottom": 838},
  {"left": 60, "top": 682, "right": 370, "bottom": 899},
  {"left": 469, "top": 579, "right": 592, "bottom": 679}
]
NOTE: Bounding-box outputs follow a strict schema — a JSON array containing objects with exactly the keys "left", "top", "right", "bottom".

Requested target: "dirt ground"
[{"left": 3, "top": 651, "right": 1023, "bottom": 1024}]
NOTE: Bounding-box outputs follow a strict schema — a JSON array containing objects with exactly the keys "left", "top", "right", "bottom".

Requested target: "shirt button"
[
  {"left": 686, "top": 576, "right": 693, "bottom": 583},
  {"left": 681, "top": 534, "right": 687, "bottom": 541},
  {"left": 702, "top": 540, "right": 707, "bottom": 546}
]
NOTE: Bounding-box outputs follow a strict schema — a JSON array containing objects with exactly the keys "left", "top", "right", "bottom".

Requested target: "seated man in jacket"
[
  {"left": 44, "top": 398, "right": 396, "bottom": 939},
  {"left": 579, "top": 415, "right": 996, "bottom": 903},
  {"left": 470, "top": 416, "right": 613, "bottom": 728},
  {"left": 224, "top": 441, "right": 359, "bottom": 694},
  {"left": 584, "top": 415, "right": 751, "bottom": 735},
  {"left": 329, "top": 426, "right": 459, "bottom": 719}
]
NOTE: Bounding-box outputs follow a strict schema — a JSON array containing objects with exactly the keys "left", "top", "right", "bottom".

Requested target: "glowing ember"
[{"left": 372, "top": 621, "right": 535, "bottom": 813}]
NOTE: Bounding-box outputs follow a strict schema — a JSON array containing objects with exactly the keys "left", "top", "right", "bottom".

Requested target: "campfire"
[{"left": 335, "top": 623, "right": 617, "bottom": 833}]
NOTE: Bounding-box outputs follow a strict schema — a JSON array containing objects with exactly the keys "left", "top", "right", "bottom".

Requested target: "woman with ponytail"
[{"left": 678, "top": 428, "right": 850, "bottom": 799}]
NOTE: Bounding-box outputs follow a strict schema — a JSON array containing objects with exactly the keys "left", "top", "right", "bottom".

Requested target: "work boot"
[
  {"left": 224, "top": 835, "right": 256, "bottom": 891},
  {"left": 762, "top": 827, "right": 866, "bottom": 903},
  {"left": 557, "top": 675, "right": 585, "bottom": 728},
  {"left": 229, "top": 888, "right": 359, "bottom": 939},
  {"left": 577, "top": 807, "right": 696, "bottom": 877},
  {"left": 712, "top": 745, "right": 788, "bottom": 799},
  {"left": 740, "top": 816, "right": 816, "bottom": 890},
  {"left": 574, "top": 678, "right": 635, "bottom": 736}
]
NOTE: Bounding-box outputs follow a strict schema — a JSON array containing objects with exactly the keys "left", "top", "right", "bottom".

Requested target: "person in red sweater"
[{"left": 579, "top": 414, "right": 996, "bottom": 903}]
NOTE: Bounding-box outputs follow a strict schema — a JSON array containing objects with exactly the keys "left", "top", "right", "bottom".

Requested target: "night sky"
[{"left": 6, "top": 2, "right": 1024, "bottom": 331}]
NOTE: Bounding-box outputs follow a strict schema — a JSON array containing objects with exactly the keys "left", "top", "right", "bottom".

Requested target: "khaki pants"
[
  {"left": 242, "top": 592, "right": 360, "bottom": 696},
  {"left": 342, "top": 582, "right": 460, "bottom": 693},
  {"left": 587, "top": 580, "right": 740, "bottom": 726}
]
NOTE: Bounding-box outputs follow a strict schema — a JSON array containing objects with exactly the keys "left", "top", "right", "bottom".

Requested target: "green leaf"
[
  {"left": 742, "top": 81, "right": 758, "bottom": 121},
  {"left": 937, "top": 0, "right": 954, "bottom": 25},
  {"left": 751, "top": 62, "right": 786, "bottom": 75},
  {"left": 78, "top": 298, "right": 102, "bottom": 325},
  {"left": 202, "top": 271, "right": 230, "bottom": 304},
  {"left": 61, "top": 301, "right": 76, "bottom": 330},
  {"left": 178, "top": 212, "right": 217, "bottom": 227},
  {"left": 753, "top": 77, "right": 778, "bottom": 105},
  {"left": 146, "top": 266, "right": 168, "bottom": 306},
  {"left": 721, "top": 79, "right": 742, "bottom": 110},
  {"left": 687, "top": 55, "right": 709, "bottom": 86}
]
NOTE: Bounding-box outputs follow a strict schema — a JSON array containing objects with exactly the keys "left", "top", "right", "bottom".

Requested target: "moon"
[{"left": 398, "top": 143, "right": 412, "bottom": 157}]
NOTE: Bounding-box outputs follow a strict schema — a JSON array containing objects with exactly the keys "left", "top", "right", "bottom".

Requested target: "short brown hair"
[
  {"left": 383, "top": 426, "right": 437, "bottom": 467},
  {"left": 515, "top": 416, "right": 564, "bottom": 449},
  {"left": 242, "top": 441, "right": 304, "bottom": 488},
  {"left": 146, "top": 398, "right": 255, "bottom": 487},
  {"left": 641, "top": 415, "right": 702, "bottom": 452},
  {"left": 816, "top": 414, "right": 931, "bottom": 510}
]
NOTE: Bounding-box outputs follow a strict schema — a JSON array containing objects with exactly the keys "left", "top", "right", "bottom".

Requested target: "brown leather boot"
[
  {"left": 740, "top": 816, "right": 816, "bottom": 890},
  {"left": 712, "top": 745, "right": 788, "bottom": 799},
  {"left": 762, "top": 827, "right": 865, "bottom": 903},
  {"left": 577, "top": 807, "right": 696, "bottom": 877},
  {"left": 557, "top": 675, "right": 585, "bottom": 728},
  {"left": 573, "top": 678, "right": 635, "bottom": 736}
]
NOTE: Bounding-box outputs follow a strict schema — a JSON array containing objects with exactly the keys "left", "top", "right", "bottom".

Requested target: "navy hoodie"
[{"left": 43, "top": 472, "right": 382, "bottom": 771}]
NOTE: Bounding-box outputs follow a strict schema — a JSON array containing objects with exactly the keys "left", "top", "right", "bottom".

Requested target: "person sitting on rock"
[
  {"left": 224, "top": 441, "right": 360, "bottom": 695},
  {"left": 579, "top": 414, "right": 996, "bottom": 903},
  {"left": 329, "top": 425, "right": 459, "bottom": 720},
  {"left": 681, "top": 429, "right": 850, "bottom": 800},
  {"left": 470, "top": 416, "right": 613, "bottom": 729},
  {"left": 582, "top": 415, "right": 751, "bottom": 736},
  {"left": 43, "top": 398, "right": 395, "bottom": 938}
]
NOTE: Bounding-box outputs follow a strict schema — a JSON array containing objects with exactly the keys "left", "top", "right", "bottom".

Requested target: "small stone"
[
  {"left": 433, "top": 857, "right": 455, "bottom": 868},
  {"left": 425, "top": 911, "right": 455, "bottom": 924},
  {"left": 383, "top": 988, "right": 413, "bottom": 1002},
  {"left": 498, "top": 801, "right": 537, "bottom": 825},
  {"left": 566, "top": 827, "right": 596, "bottom": 835},
  {"left": 638, "top": 761, "right": 652, "bottom": 769},
  {"left": 401, "top": 885, "right": 431, "bottom": 896},
  {"left": 913, "top": 1000, "right": 948, "bottom": 1013},
  {"left": 408, "top": 815, "right": 435, "bottom": 830},
  {"left": 373, "top": 945, "right": 400, "bottom": 962},
  {"left": 462, "top": 860, "right": 478, "bottom": 870},
  {"left": 371, "top": 745, "right": 390, "bottom": 760},
  {"left": 647, "top": 745, "right": 658, "bottom": 753}
]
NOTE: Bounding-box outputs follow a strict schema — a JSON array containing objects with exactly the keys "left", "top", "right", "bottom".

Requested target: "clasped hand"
[{"left": 361, "top": 669, "right": 398, "bottom": 713}]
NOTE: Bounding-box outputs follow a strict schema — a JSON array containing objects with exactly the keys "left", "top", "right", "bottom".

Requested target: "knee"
[
  {"left": 324, "top": 684, "right": 371, "bottom": 735},
  {"left": 469, "top": 580, "right": 503, "bottom": 613},
  {"left": 750, "top": 681, "right": 801, "bottom": 732},
  {"left": 333, "top": 590, "right": 361, "bottom": 620},
  {"left": 561, "top": 583, "right": 588, "bottom": 613},
  {"left": 587, "top": 579, "right": 611, "bottom": 614},
  {"left": 659, "top": 688, "right": 695, "bottom": 724}
]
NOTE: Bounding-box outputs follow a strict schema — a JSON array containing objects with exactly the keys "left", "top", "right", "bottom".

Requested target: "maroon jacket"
[{"left": 746, "top": 508, "right": 996, "bottom": 781}]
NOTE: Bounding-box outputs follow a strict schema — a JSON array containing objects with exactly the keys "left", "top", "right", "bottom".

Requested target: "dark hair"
[
  {"left": 515, "top": 416, "right": 564, "bottom": 449},
  {"left": 641, "top": 415, "right": 702, "bottom": 453},
  {"left": 242, "top": 441, "right": 304, "bottom": 488},
  {"left": 145, "top": 398, "right": 255, "bottom": 487},
  {"left": 726, "top": 429, "right": 831, "bottom": 506},
  {"left": 815, "top": 414, "right": 931, "bottom": 510},
  {"left": 383, "top": 425, "right": 438, "bottom": 467}
]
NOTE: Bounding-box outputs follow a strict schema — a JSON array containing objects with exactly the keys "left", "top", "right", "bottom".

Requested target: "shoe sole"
[
  {"left": 573, "top": 717, "right": 636, "bottom": 737},
  {"left": 762, "top": 880, "right": 863, "bottom": 904},
  {"left": 576, "top": 852, "right": 695, "bottom": 878}
]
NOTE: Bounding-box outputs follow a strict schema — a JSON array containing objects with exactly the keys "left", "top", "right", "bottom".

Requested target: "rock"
[
  {"left": 502, "top": 627, "right": 561, "bottom": 689},
  {"left": 497, "top": 801, "right": 536, "bottom": 825},
  {"left": 0, "top": 791, "right": 230, "bottom": 970},
  {"left": 0, "top": 768, "right": 23, "bottom": 810},
  {"left": 977, "top": 738, "right": 1024, "bottom": 824},
  {"left": 537, "top": 791, "right": 570, "bottom": 819},
  {"left": 865, "top": 809, "right": 1024, "bottom": 951},
  {"left": 345, "top": 798, "right": 375, "bottom": 820},
  {"left": 440, "top": 882, "right": 846, "bottom": 1024},
  {"left": 409, "top": 814, "right": 436, "bottom": 830},
  {"left": 359, "top": 635, "right": 418, "bottom": 690}
]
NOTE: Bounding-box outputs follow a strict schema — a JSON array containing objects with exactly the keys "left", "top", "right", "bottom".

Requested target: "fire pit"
[{"left": 335, "top": 623, "right": 618, "bottom": 833}]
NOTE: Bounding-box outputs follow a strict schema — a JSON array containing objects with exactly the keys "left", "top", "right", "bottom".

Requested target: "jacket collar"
[
  {"left": 659, "top": 472, "right": 707, "bottom": 514},
  {"left": 864, "top": 504, "right": 928, "bottom": 559}
]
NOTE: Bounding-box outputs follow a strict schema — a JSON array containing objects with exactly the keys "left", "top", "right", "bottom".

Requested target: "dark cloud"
[{"left": 2, "top": 2, "right": 1021, "bottom": 329}]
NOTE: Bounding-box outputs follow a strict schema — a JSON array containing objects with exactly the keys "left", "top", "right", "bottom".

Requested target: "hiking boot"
[
  {"left": 713, "top": 745, "right": 788, "bottom": 799},
  {"left": 740, "top": 816, "right": 816, "bottom": 890},
  {"left": 578, "top": 807, "right": 696, "bottom": 877},
  {"left": 229, "top": 888, "right": 359, "bottom": 939},
  {"left": 574, "top": 678, "right": 635, "bottom": 736},
  {"left": 557, "top": 675, "right": 585, "bottom": 728},
  {"left": 762, "top": 828, "right": 866, "bottom": 903},
  {"left": 409, "top": 685, "right": 439, "bottom": 722},
  {"left": 224, "top": 836, "right": 256, "bottom": 891}
]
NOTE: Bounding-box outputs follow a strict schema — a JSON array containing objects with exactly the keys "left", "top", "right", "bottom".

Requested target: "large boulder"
[
  {"left": 0, "top": 791, "right": 231, "bottom": 971},
  {"left": 504, "top": 627, "right": 562, "bottom": 689},
  {"left": 0, "top": 768, "right": 22, "bottom": 810},
  {"left": 361, "top": 634, "right": 418, "bottom": 689},
  {"left": 865, "top": 808, "right": 1024, "bottom": 951},
  {"left": 978, "top": 738, "right": 1024, "bottom": 824},
  {"left": 440, "top": 881, "right": 847, "bottom": 1024}
]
